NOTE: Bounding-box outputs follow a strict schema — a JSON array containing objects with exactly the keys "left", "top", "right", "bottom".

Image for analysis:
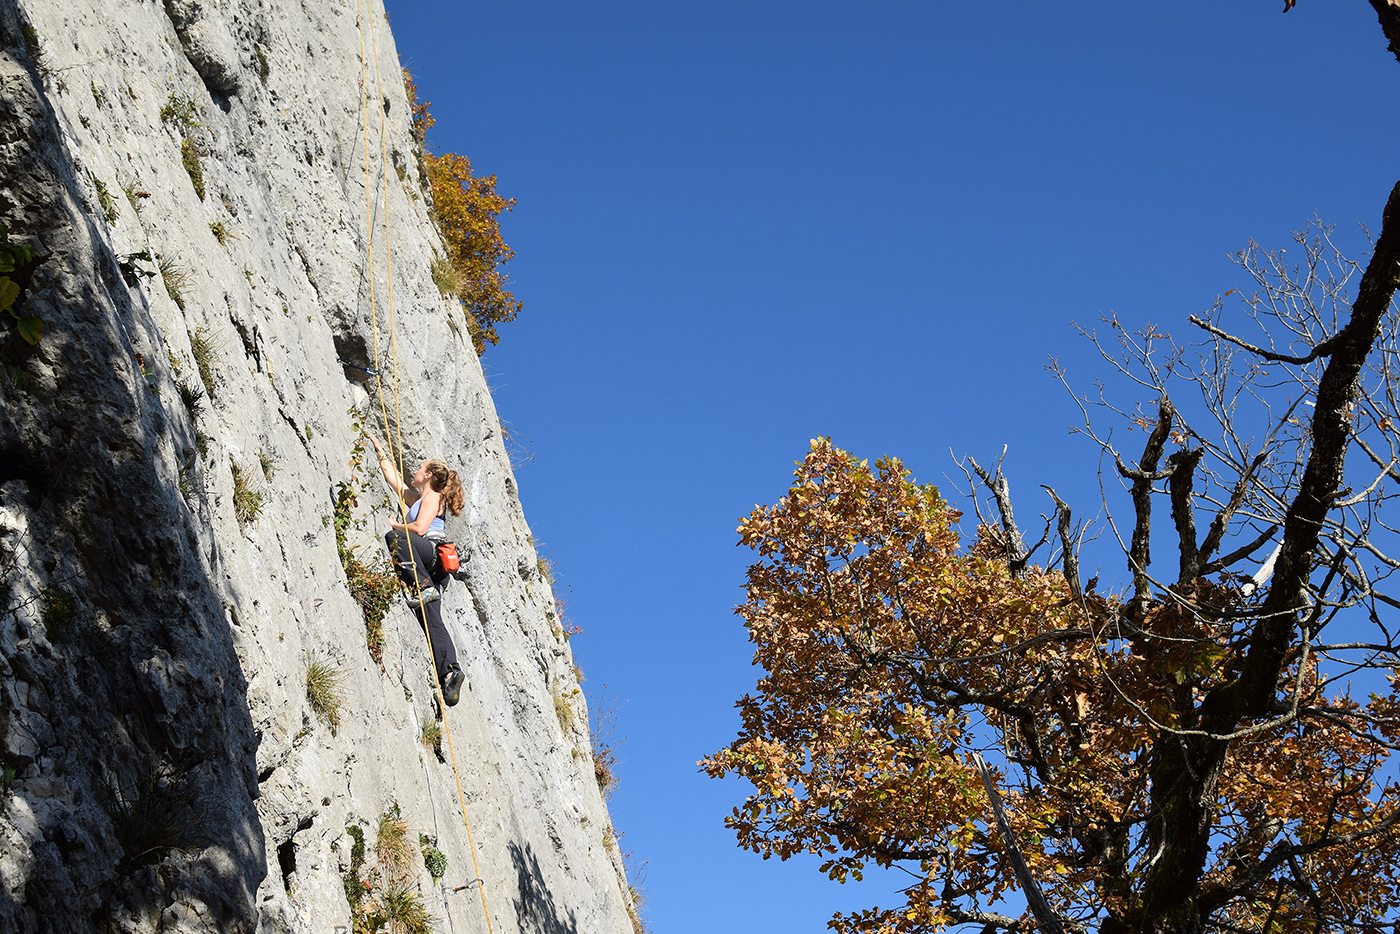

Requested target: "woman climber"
[{"left": 369, "top": 434, "right": 467, "bottom": 706}]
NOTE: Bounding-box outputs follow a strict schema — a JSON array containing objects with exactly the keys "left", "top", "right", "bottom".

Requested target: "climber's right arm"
[{"left": 368, "top": 435, "right": 407, "bottom": 500}]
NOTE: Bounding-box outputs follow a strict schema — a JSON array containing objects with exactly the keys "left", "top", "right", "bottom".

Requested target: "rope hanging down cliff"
[{"left": 356, "top": 5, "right": 496, "bottom": 932}]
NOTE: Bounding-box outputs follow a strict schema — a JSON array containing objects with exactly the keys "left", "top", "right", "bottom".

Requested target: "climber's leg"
[
  {"left": 417, "top": 601, "right": 464, "bottom": 705},
  {"left": 385, "top": 529, "right": 439, "bottom": 596},
  {"left": 416, "top": 601, "right": 458, "bottom": 672}
]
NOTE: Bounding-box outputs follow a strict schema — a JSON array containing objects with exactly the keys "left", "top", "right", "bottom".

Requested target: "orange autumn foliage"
[
  {"left": 703, "top": 439, "right": 1400, "bottom": 934},
  {"left": 405, "top": 70, "right": 521, "bottom": 353}
]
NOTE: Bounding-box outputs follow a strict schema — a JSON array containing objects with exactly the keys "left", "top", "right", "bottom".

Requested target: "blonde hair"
[{"left": 424, "top": 460, "right": 464, "bottom": 516}]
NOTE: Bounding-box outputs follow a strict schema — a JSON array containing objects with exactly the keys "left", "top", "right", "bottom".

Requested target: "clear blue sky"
[{"left": 383, "top": 2, "right": 1400, "bottom": 930}]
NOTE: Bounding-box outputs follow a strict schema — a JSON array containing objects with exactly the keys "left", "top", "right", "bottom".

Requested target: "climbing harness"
[{"left": 355, "top": 5, "right": 496, "bottom": 932}]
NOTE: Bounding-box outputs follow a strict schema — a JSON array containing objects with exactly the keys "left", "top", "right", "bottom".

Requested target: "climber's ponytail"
[{"left": 425, "top": 459, "right": 466, "bottom": 516}]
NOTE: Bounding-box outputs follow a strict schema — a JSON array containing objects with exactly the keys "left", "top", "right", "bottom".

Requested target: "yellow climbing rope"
[{"left": 356, "top": 5, "right": 496, "bottom": 932}]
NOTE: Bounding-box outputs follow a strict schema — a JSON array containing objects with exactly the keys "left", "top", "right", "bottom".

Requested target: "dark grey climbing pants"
[{"left": 385, "top": 529, "right": 458, "bottom": 681}]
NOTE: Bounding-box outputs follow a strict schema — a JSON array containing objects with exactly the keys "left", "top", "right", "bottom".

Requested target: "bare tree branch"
[
  {"left": 1043, "top": 486, "right": 1083, "bottom": 601},
  {"left": 1168, "top": 447, "right": 1205, "bottom": 584},
  {"left": 968, "top": 448, "right": 1030, "bottom": 577},
  {"left": 1198, "top": 451, "right": 1271, "bottom": 567},
  {"left": 1187, "top": 314, "right": 1343, "bottom": 365},
  {"left": 1199, "top": 524, "right": 1280, "bottom": 577},
  {"left": 1120, "top": 397, "right": 1175, "bottom": 601},
  {"left": 1230, "top": 179, "right": 1400, "bottom": 723},
  {"left": 972, "top": 752, "right": 1068, "bottom": 934}
]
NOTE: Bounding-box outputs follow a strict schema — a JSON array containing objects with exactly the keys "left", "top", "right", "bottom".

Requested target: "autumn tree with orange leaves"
[
  {"left": 405, "top": 71, "right": 521, "bottom": 353},
  {"left": 704, "top": 7, "right": 1400, "bottom": 934}
]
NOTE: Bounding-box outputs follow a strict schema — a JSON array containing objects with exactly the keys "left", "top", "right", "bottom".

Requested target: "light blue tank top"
[{"left": 407, "top": 498, "right": 445, "bottom": 537}]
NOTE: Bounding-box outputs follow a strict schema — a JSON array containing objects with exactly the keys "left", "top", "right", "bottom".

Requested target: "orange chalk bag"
[{"left": 436, "top": 541, "right": 460, "bottom": 574}]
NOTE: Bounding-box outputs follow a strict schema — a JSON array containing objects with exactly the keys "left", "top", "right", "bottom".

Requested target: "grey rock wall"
[{"left": 0, "top": 1, "right": 635, "bottom": 932}]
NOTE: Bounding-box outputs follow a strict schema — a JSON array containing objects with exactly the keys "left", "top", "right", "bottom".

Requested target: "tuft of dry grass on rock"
[
  {"left": 430, "top": 254, "right": 463, "bottom": 298},
  {"left": 305, "top": 653, "right": 345, "bottom": 732},
  {"left": 231, "top": 461, "right": 263, "bottom": 525},
  {"left": 101, "top": 769, "right": 213, "bottom": 874},
  {"left": 376, "top": 804, "right": 413, "bottom": 877},
  {"left": 420, "top": 721, "right": 443, "bottom": 759},
  {"left": 381, "top": 881, "right": 432, "bottom": 934},
  {"left": 160, "top": 255, "right": 190, "bottom": 311}
]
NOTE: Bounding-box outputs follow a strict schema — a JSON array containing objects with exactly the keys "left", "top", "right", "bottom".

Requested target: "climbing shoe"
[
  {"left": 442, "top": 665, "right": 465, "bottom": 707},
  {"left": 406, "top": 585, "right": 440, "bottom": 609}
]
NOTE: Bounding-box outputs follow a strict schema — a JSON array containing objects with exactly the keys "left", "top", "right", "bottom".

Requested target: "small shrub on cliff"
[
  {"left": 627, "top": 885, "right": 648, "bottom": 934},
  {"left": 337, "top": 519, "right": 393, "bottom": 663},
  {"left": 181, "top": 138, "right": 205, "bottom": 200},
  {"left": 334, "top": 433, "right": 398, "bottom": 665},
  {"left": 177, "top": 379, "right": 204, "bottom": 421},
  {"left": 589, "top": 685, "right": 625, "bottom": 800},
  {"left": 357, "top": 807, "right": 437, "bottom": 934},
  {"left": 160, "top": 94, "right": 209, "bottom": 203},
  {"left": 381, "top": 882, "right": 432, "bottom": 933},
  {"left": 419, "top": 833, "right": 447, "bottom": 883},
  {"left": 344, "top": 808, "right": 434, "bottom": 934},
  {"left": 117, "top": 250, "right": 154, "bottom": 287},
  {"left": 404, "top": 70, "right": 520, "bottom": 353},
  {"left": 177, "top": 457, "right": 199, "bottom": 500},
  {"left": 424, "top": 150, "right": 520, "bottom": 353},
  {"left": 4, "top": 363, "right": 37, "bottom": 397},
  {"left": 40, "top": 587, "right": 75, "bottom": 643},
  {"left": 0, "top": 221, "right": 43, "bottom": 346},
  {"left": 429, "top": 254, "right": 462, "bottom": 298},
  {"left": 592, "top": 742, "right": 619, "bottom": 802},
  {"left": 93, "top": 175, "right": 119, "bottom": 225},
  {"left": 159, "top": 92, "right": 201, "bottom": 131},
  {"left": 343, "top": 824, "right": 367, "bottom": 907},
  {"left": 553, "top": 686, "right": 578, "bottom": 733},
  {"left": 121, "top": 180, "right": 150, "bottom": 212},
  {"left": 21, "top": 24, "right": 47, "bottom": 76}
]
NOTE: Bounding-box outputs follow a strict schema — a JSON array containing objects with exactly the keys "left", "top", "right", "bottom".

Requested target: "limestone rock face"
[
  {"left": 165, "top": 0, "right": 242, "bottom": 94},
  {"left": 0, "top": 1, "right": 634, "bottom": 932}
]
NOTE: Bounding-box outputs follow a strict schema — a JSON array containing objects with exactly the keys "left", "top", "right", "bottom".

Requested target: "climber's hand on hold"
[{"left": 371, "top": 435, "right": 407, "bottom": 498}]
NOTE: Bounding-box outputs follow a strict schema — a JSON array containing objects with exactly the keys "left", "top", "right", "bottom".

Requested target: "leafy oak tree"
[{"left": 704, "top": 7, "right": 1400, "bottom": 934}]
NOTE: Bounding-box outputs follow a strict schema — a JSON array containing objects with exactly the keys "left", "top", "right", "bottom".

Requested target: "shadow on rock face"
[
  {"left": 510, "top": 840, "right": 577, "bottom": 934},
  {"left": 0, "top": 17, "right": 263, "bottom": 934}
]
